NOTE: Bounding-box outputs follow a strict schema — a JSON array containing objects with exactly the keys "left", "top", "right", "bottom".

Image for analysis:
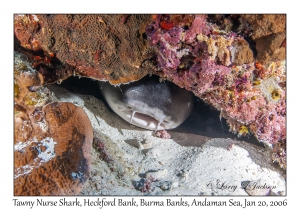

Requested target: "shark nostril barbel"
[{"left": 99, "top": 75, "right": 194, "bottom": 131}]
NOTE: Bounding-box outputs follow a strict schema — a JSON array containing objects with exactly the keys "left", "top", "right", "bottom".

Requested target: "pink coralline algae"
[
  {"left": 184, "top": 15, "right": 211, "bottom": 43},
  {"left": 146, "top": 15, "right": 286, "bottom": 168},
  {"left": 155, "top": 130, "right": 171, "bottom": 139}
]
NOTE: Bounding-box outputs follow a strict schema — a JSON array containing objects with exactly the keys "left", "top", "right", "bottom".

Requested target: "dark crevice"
[
  {"left": 244, "top": 36, "right": 258, "bottom": 58},
  {"left": 56, "top": 75, "right": 264, "bottom": 147}
]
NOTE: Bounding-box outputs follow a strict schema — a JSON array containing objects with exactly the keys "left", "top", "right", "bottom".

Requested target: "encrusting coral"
[
  {"left": 14, "top": 14, "right": 286, "bottom": 169},
  {"left": 145, "top": 14, "right": 286, "bottom": 168},
  {"left": 14, "top": 52, "right": 93, "bottom": 195},
  {"left": 14, "top": 14, "right": 152, "bottom": 84}
]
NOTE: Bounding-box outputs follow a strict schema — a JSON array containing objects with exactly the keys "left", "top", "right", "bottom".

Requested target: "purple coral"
[
  {"left": 147, "top": 22, "right": 188, "bottom": 71},
  {"left": 184, "top": 15, "right": 211, "bottom": 43},
  {"left": 146, "top": 14, "right": 286, "bottom": 168},
  {"left": 254, "top": 102, "right": 286, "bottom": 144}
]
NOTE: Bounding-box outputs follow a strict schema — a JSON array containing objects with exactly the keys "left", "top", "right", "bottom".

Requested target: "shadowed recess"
[{"left": 56, "top": 75, "right": 263, "bottom": 147}]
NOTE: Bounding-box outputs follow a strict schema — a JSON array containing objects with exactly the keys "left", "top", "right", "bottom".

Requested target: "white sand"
[{"left": 48, "top": 85, "right": 286, "bottom": 196}]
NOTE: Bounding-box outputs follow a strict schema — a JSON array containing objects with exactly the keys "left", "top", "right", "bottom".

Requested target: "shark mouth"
[
  {"left": 99, "top": 75, "right": 194, "bottom": 131},
  {"left": 119, "top": 106, "right": 171, "bottom": 131}
]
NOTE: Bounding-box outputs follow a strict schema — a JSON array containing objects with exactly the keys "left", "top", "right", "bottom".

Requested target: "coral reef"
[
  {"left": 145, "top": 14, "right": 286, "bottom": 168},
  {"left": 14, "top": 14, "right": 152, "bottom": 84},
  {"left": 14, "top": 52, "right": 93, "bottom": 195},
  {"left": 14, "top": 14, "right": 286, "bottom": 169}
]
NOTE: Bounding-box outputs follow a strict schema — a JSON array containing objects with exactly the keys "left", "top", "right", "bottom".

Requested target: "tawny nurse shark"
[{"left": 99, "top": 76, "right": 194, "bottom": 131}]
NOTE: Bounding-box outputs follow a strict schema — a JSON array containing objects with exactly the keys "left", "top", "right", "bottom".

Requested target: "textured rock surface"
[
  {"left": 240, "top": 15, "right": 286, "bottom": 64},
  {"left": 14, "top": 102, "right": 93, "bottom": 195},
  {"left": 145, "top": 15, "right": 286, "bottom": 168},
  {"left": 255, "top": 32, "right": 286, "bottom": 64},
  {"left": 14, "top": 52, "right": 93, "bottom": 195},
  {"left": 240, "top": 14, "right": 286, "bottom": 40},
  {"left": 14, "top": 14, "right": 286, "bottom": 84},
  {"left": 14, "top": 14, "right": 286, "bottom": 171},
  {"left": 231, "top": 38, "right": 254, "bottom": 65},
  {"left": 14, "top": 14, "right": 152, "bottom": 84}
]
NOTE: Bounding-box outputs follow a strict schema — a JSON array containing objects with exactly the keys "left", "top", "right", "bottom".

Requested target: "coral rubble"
[{"left": 14, "top": 52, "right": 93, "bottom": 195}]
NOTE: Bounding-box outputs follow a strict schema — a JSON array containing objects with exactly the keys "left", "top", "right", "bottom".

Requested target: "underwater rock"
[
  {"left": 14, "top": 14, "right": 286, "bottom": 169},
  {"left": 14, "top": 52, "right": 93, "bottom": 195},
  {"left": 231, "top": 38, "right": 254, "bottom": 65},
  {"left": 14, "top": 102, "right": 93, "bottom": 195},
  {"left": 255, "top": 32, "right": 286, "bottom": 64},
  {"left": 271, "top": 139, "right": 286, "bottom": 170},
  {"left": 14, "top": 51, "right": 50, "bottom": 143},
  {"left": 14, "top": 14, "right": 152, "bottom": 84},
  {"left": 240, "top": 14, "right": 286, "bottom": 40},
  {"left": 159, "top": 181, "right": 172, "bottom": 191},
  {"left": 14, "top": 15, "right": 41, "bottom": 51},
  {"left": 145, "top": 15, "right": 286, "bottom": 168}
]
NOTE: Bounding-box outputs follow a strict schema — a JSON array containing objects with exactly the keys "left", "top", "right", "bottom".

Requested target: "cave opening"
[{"left": 55, "top": 74, "right": 264, "bottom": 147}]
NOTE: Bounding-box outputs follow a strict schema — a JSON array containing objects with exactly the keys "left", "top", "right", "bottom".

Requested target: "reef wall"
[
  {"left": 14, "top": 14, "right": 286, "bottom": 174},
  {"left": 145, "top": 14, "right": 286, "bottom": 169}
]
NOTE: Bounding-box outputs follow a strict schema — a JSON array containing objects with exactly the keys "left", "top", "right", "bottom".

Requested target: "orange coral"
[
  {"left": 14, "top": 52, "right": 93, "bottom": 195},
  {"left": 14, "top": 102, "right": 93, "bottom": 195},
  {"left": 14, "top": 14, "right": 152, "bottom": 85}
]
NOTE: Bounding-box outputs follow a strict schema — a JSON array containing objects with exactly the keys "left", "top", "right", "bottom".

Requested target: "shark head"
[{"left": 99, "top": 76, "right": 194, "bottom": 131}]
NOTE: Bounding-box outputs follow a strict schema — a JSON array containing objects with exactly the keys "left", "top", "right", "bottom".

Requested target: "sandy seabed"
[{"left": 48, "top": 85, "right": 286, "bottom": 196}]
